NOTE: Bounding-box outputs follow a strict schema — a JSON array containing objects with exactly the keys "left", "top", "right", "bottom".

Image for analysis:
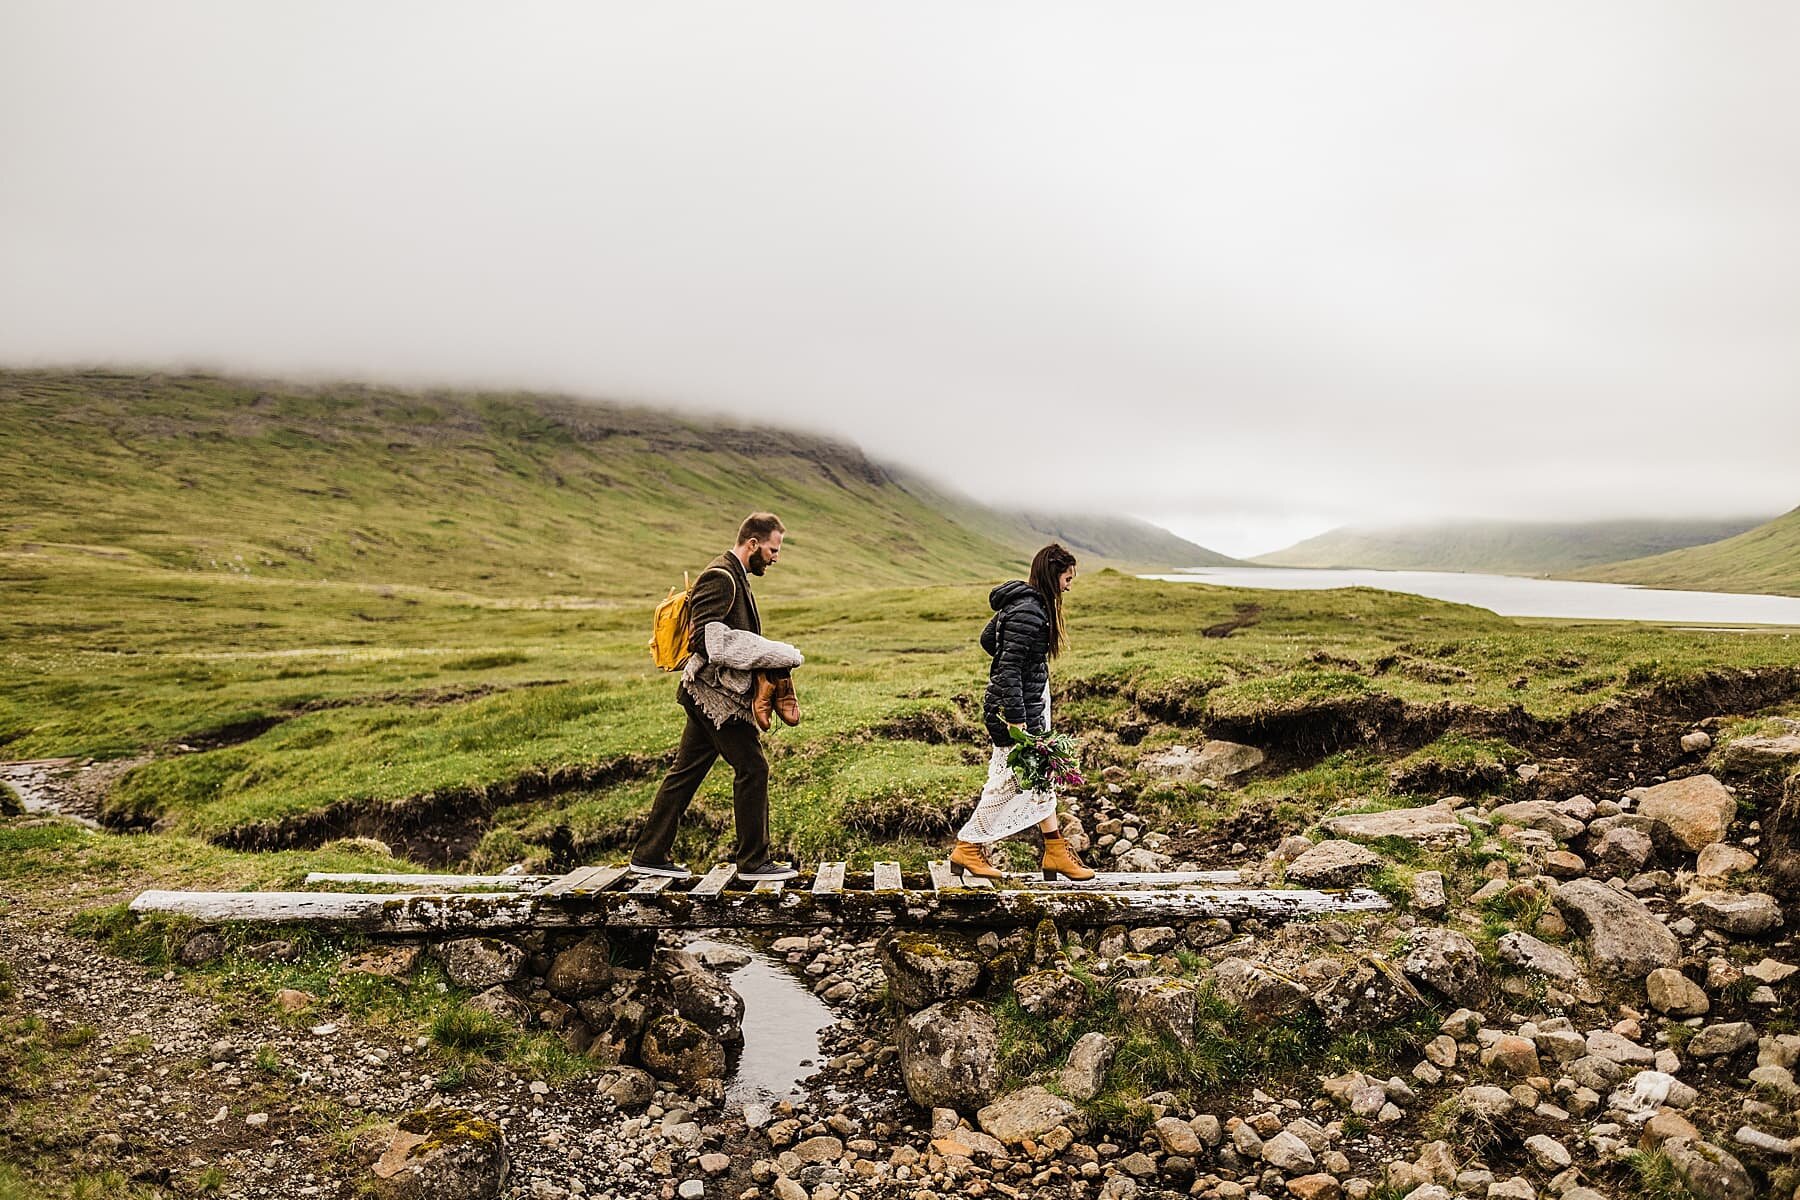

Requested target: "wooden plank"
[
  {"left": 811, "top": 862, "right": 846, "bottom": 895},
  {"left": 128, "top": 885, "right": 1389, "bottom": 932},
  {"left": 630, "top": 874, "right": 675, "bottom": 894},
  {"left": 928, "top": 860, "right": 962, "bottom": 892},
  {"left": 752, "top": 879, "right": 786, "bottom": 894},
  {"left": 538, "top": 866, "right": 607, "bottom": 898},
  {"left": 304, "top": 872, "right": 557, "bottom": 891},
  {"left": 689, "top": 864, "right": 737, "bottom": 897},
  {"left": 1001, "top": 869, "right": 1243, "bottom": 891},
  {"left": 872, "top": 862, "right": 903, "bottom": 892}
]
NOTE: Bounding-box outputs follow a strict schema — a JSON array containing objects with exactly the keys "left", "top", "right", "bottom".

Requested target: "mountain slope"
[
  {"left": 1575, "top": 506, "right": 1800, "bottom": 596},
  {"left": 1253, "top": 517, "right": 1768, "bottom": 576},
  {"left": 0, "top": 371, "right": 1221, "bottom": 599}
]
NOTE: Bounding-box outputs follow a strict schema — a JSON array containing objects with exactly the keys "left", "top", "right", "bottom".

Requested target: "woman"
[{"left": 950, "top": 543, "right": 1095, "bottom": 882}]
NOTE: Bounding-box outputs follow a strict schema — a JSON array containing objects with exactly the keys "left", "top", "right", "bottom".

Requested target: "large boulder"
[
  {"left": 1402, "top": 929, "right": 1488, "bottom": 1005},
  {"left": 660, "top": 961, "right": 746, "bottom": 1044},
  {"left": 1489, "top": 801, "right": 1586, "bottom": 842},
  {"left": 1059, "top": 1032, "right": 1116, "bottom": 1101},
  {"left": 1720, "top": 733, "right": 1800, "bottom": 775},
  {"left": 1681, "top": 890, "right": 1784, "bottom": 936},
  {"left": 977, "top": 1085, "right": 1076, "bottom": 1143},
  {"left": 877, "top": 932, "right": 984, "bottom": 1010},
  {"left": 1013, "top": 970, "right": 1089, "bottom": 1020},
  {"left": 897, "top": 1001, "right": 1001, "bottom": 1111},
  {"left": 370, "top": 1109, "right": 508, "bottom": 1200},
  {"left": 1319, "top": 802, "right": 1471, "bottom": 849},
  {"left": 1115, "top": 978, "right": 1196, "bottom": 1048},
  {"left": 1312, "top": 954, "right": 1424, "bottom": 1034},
  {"left": 1553, "top": 879, "right": 1679, "bottom": 980},
  {"left": 1496, "top": 932, "right": 1581, "bottom": 982},
  {"left": 1140, "top": 741, "right": 1265, "bottom": 785},
  {"left": 1212, "top": 958, "right": 1310, "bottom": 1023},
  {"left": 637, "top": 1015, "right": 726, "bottom": 1090},
  {"left": 545, "top": 935, "right": 622, "bottom": 1000},
  {"left": 1645, "top": 968, "right": 1709, "bottom": 1017},
  {"left": 438, "top": 939, "right": 526, "bottom": 990},
  {"left": 1660, "top": 1137, "right": 1756, "bottom": 1200},
  {"left": 1635, "top": 775, "right": 1736, "bottom": 853},
  {"left": 1284, "top": 840, "right": 1383, "bottom": 888}
]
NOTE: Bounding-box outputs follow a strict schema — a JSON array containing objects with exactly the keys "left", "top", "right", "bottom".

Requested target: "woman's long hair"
[{"left": 1028, "top": 543, "right": 1078, "bottom": 659}]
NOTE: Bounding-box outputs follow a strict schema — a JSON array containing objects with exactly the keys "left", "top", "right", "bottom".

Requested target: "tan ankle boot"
[
  {"left": 1040, "top": 831, "right": 1095, "bottom": 882},
  {"left": 773, "top": 675, "right": 801, "bottom": 726},
  {"left": 949, "top": 840, "right": 1003, "bottom": 880},
  {"left": 749, "top": 672, "right": 775, "bottom": 732}
]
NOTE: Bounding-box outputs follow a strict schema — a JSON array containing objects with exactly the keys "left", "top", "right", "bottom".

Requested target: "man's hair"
[{"left": 737, "top": 512, "right": 785, "bottom": 544}]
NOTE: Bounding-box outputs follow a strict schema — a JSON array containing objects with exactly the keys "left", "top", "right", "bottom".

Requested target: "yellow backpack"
[
  {"left": 649, "top": 572, "right": 694, "bottom": 671},
  {"left": 648, "top": 568, "right": 736, "bottom": 671}
]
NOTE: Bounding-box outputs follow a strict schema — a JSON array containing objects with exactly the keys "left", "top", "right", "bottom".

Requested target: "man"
[{"left": 630, "top": 512, "right": 803, "bottom": 881}]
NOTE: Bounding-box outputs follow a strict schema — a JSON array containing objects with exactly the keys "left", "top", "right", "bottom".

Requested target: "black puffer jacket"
[{"left": 982, "top": 580, "right": 1052, "bottom": 746}]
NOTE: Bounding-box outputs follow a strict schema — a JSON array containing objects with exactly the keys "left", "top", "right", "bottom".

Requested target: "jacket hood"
[{"left": 989, "top": 580, "right": 1040, "bottom": 613}]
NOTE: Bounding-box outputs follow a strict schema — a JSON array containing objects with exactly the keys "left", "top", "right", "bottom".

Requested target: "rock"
[
  {"left": 177, "top": 929, "right": 226, "bottom": 966},
  {"left": 1643, "top": 1109, "right": 1703, "bottom": 1148},
  {"left": 1312, "top": 954, "right": 1423, "bottom": 1033},
  {"left": 1660, "top": 1136, "right": 1756, "bottom": 1200},
  {"left": 1260, "top": 1130, "right": 1316, "bottom": 1172},
  {"left": 662, "top": 961, "right": 747, "bottom": 1043},
  {"left": 464, "top": 986, "right": 529, "bottom": 1026},
  {"left": 1553, "top": 879, "right": 1680, "bottom": 980},
  {"left": 976, "top": 1085, "right": 1075, "bottom": 1143},
  {"left": 791, "top": 1135, "right": 843, "bottom": 1164},
  {"left": 1212, "top": 957, "right": 1310, "bottom": 1023},
  {"left": 1721, "top": 733, "right": 1800, "bottom": 773},
  {"left": 1284, "top": 839, "right": 1383, "bottom": 887},
  {"left": 1287, "top": 1175, "right": 1341, "bottom": 1200},
  {"left": 1402, "top": 928, "right": 1488, "bottom": 1005},
  {"left": 897, "top": 1000, "right": 1000, "bottom": 1110},
  {"left": 438, "top": 938, "right": 525, "bottom": 989},
  {"left": 1543, "top": 850, "right": 1586, "bottom": 879},
  {"left": 1496, "top": 932, "right": 1580, "bottom": 982},
  {"left": 598, "top": 1066, "right": 656, "bottom": 1109},
  {"left": 1490, "top": 801, "right": 1586, "bottom": 841},
  {"left": 1682, "top": 890, "right": 1783, "bottom": 936},
  {"left": 1482, "top": 1036, "right": 1542, "bottom": 1078},
  {"left": 1645, "top": 968, "right": 1709, "bottom": 1017},
  {"left": 1127, "top": 926, "right": 1179, "bottom": 954},
  {"left": 1275, "top": 835, "right": 1315, "bottom": 863},
  {"left": 677, "top": 1182, "right": 704, "bottom": 1200},
  {"left": 1636, "top": 775, "right": 1736, "bottom": 852},
  {"left": 1140, "top": 740, "right": 1264, "bottom": 784},
  {"left": 545, "top": 935, "right": 621, "bottom": 999},
  {"left": 1060, "top": 1032, "right": 1116, "bottom": 1101},
  {"left": 1410, "top": 870, "right": 1447, "bottom": 916},
  {"left": 370, "top": 1109, "right": 508, "bottom": 1200},
  {"left": 1014, "top": 970, "right": 1088, "bottom": 1019},
  {"left": 1696, "top": 844, "right": 1758, "bottom": 878},
  {"left": 1587, "top": 1030, "right": 1656, "bottom": 1066},
  {"left": 1681, "top": 730, "right": 1714, "bottom": 753},
  {"left": 1153, "top": 1116, "right": 1202, "bottom": 1155},
  {"left": 876, "top": 932, "right": 984, "bottom": 1010},
  {"left": 274, "top": 988, "right": 315, "bottom": 1013},
  {"left": 1688, "top": 1022, "right": 1757, "bottom": 1059},
  {"left": 1319, "top": 802, "right": 1471, "bottom": 849},
  {"left": 1115, "top": 846, "right": 1173, "bottom": 872},
  {"left": 772, "top": 1180, "right": 807, "bottom": 1200},
  {"left": 1458, "top": 1086, "right": 1517, "bottom": 1119},
  {"left": 1590, "top": 825, "right": 1654, "bottom": 876},
  {"left": 637, "top": 1016, "right": 726, "bottom": 1090},
  {"left": 1115, "top": 977, "right": 1196, "bottom": 1047},
  {"left": 1525, "top": 1134, "right": 1571, "bottom": 1170},
  {"left": 1747, "top": 957, "right": 1798, "bottom": 984}
]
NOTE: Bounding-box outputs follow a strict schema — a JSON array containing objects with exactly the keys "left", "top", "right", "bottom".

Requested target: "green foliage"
[
  {"left": 1624, "top": 1148, "right": 1702, "bottom": 1200},
  {"left": 429, "top": 1004, "right": 512, "bottom": 1051}
]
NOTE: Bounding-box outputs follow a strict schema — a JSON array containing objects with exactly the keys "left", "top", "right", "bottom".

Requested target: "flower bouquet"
[{"left": 1006, "top": 726, "right": 1085, "bottom": 792}]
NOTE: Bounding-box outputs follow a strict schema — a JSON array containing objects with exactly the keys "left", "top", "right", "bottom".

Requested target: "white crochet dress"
[{"left": 955, "top": 684, "right": 1057, "bottom": 843}]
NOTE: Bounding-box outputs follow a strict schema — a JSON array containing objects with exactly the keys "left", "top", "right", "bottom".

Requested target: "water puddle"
[{"left": 684, "top": 936, "right": 837, "bottom": 1107}]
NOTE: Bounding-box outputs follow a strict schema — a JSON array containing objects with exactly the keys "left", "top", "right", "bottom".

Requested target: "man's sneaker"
[
  {"left": 629, "top": 859, "right": 692, "bottom": 879},
  {"left": 737, "top": 861, "right": 798, "bottom": 882}
]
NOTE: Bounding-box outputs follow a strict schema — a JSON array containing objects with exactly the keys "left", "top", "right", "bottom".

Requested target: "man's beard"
[{"left": 747, "top": 548, "right": 772, "bottom": 576}]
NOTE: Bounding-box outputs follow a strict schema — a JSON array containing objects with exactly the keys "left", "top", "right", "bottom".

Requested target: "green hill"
[
  {"left": 0, "top": 371, "right": 1224, "bottom": 600},
  {"left": 1577, "top": 506, "right": 1800, "bottom": 596},
  {"left": 1253, "top": 516, "right": 1767, "bottom": 576}
]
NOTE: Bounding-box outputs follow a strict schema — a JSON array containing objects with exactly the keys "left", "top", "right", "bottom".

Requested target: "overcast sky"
[{"left": 5, "top": 3, "right": 1798, "bottom": 556}]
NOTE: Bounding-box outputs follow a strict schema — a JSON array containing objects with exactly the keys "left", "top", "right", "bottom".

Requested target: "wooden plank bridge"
[{"left": 129, "top": 862, "right": 1388, "bottom": 933}]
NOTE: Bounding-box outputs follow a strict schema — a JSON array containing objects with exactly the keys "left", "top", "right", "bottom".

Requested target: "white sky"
[{"left": 4, "top": 2, "right": 1798, "bottom": 557}]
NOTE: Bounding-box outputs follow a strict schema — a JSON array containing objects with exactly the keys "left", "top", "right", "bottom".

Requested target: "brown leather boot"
[
  {"left": 1040, "top": 830, "right": 1095, "bottom": 882},
  {"left": 949, "top": 840, "right": 1003, "bottom": 881},
  {"left": 773, "top": 675, "right": 801, "bottom": 726},
  {"left": 750, "top": 671, "right": 775, "bottom": 732}
]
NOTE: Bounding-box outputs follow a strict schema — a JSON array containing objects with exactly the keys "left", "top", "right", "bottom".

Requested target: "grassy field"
[
  {"left": 6, "top": 547, "right": 1798, "bottom": 871},
  {"left": 1579, "top": 505, "right": 1800, "bottom": 597}
]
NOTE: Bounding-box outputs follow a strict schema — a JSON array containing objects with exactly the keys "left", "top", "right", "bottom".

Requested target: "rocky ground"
[{"left": 5, "top": 719, "right": 1800, "bottom": 1200}]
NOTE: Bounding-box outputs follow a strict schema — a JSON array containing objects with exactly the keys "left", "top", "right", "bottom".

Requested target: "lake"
[{"left": 1140, "top": 566, "right": 1800, "bottom": 626}]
